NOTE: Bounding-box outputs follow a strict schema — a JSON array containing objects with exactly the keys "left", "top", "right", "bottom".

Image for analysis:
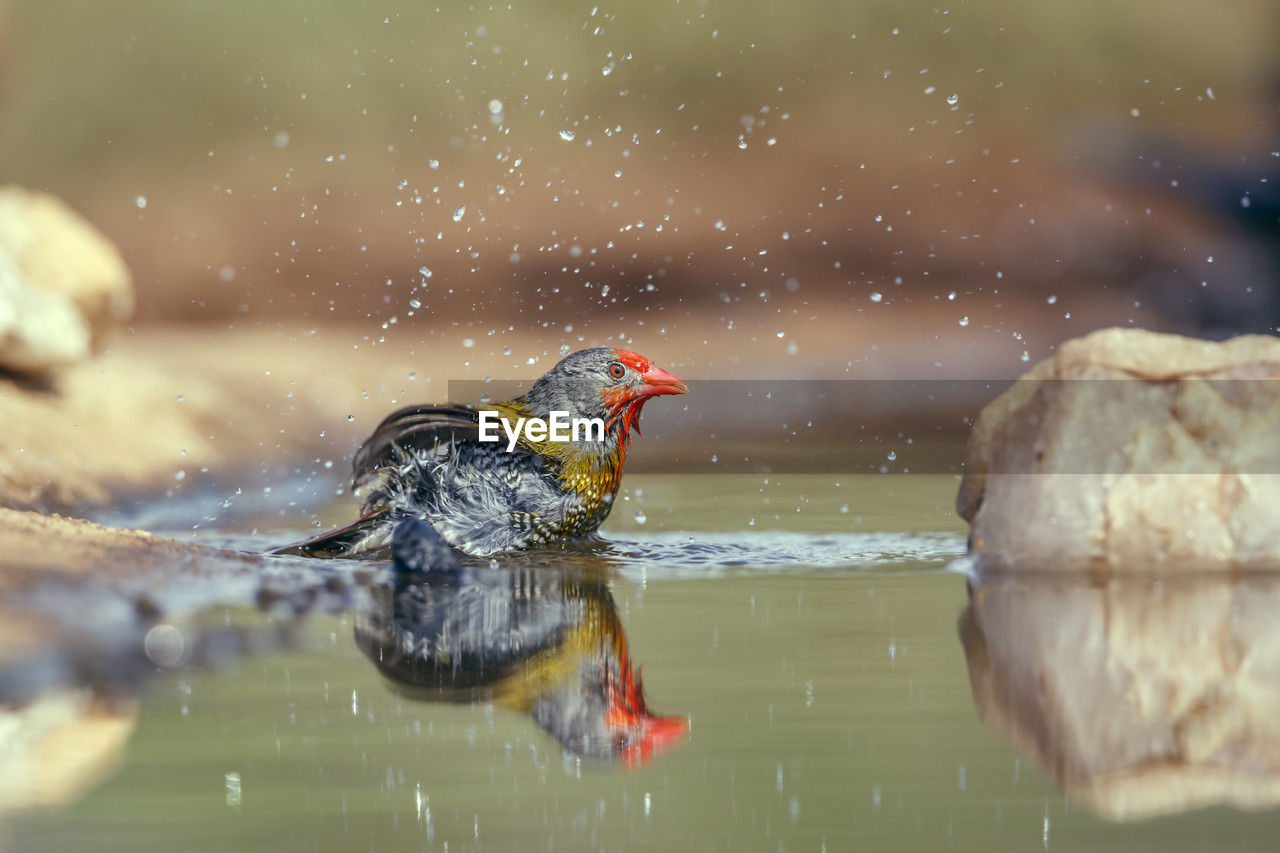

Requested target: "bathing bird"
[{"left": 272, "top": 347, "right": 686, "bottom": 558}]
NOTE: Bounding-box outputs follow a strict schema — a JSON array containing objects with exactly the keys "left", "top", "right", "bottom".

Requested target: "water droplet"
[
  {"left": 559, "top": 344, "right": 571, "bottom": 356},
  {"left": 135, "top": 195, "right": 148, "bottom": 209},
  {"left": 487, "top": 99, "right": 503, "bottom": 115},
  {"left": 946, "top": 93, "right": 958, "bottom": 105},
  {"left": 452, "top": 205, "right": 466, "bottom": 222},
  {"left": 869, "top": 292, "right": 883, "bottom": 303},
  {"left": 462, "top": 338, "right": 474, "bottom": 348},
  {"left": 408, "top": 298, "right": 421, "bottom": 309},
  {"left": 634, "top": 509, "right": 647, "bottom": 525},
  {"left": 776, "top": 330, "right": 785, "bottom": 338},
  {"left": 958, "top": 315, "right": 969, "bottom": 327},
  {"left": 737, "top": 137, "right": 748, "bottom": 150},
  {"left": 347, "top": 414, "right": 355, "bottom": 422},
  {"left": 1046, "top": 294, "right": 1057, "bottom": 305},
  {"left": 887, "top": 450, "right": 897, "bottom": 461},
  {"left": 1020, "top": 350, "right": 1030, "bottom": 362},
  {"left": 419, "top": 266, "right": 433, "bottom": 279},
  {"left": 559, "top": 129, "right": 575, "bottom": 141},
  {"left": 428, "top": 159, "right": 439, "bottom": 170},
  {"left": 947, "top": 291, "right": 956, "bottom": 301}
]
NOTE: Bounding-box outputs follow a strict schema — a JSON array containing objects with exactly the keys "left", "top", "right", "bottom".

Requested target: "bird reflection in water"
[
  {"left": 354, "top": 519, "right": 688, "bottom": 766},
  {"left": 960, "top": 569, "right": 1280, "bottom": 820}
]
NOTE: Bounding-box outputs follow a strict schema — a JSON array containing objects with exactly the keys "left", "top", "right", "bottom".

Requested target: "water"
[{"left": 7, "top": 474, "right": 1280, "bottom": 849}]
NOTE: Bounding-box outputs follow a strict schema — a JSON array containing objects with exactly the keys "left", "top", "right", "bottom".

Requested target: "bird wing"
[
  {"left": 352, "top": 404, "right": 483, "bottom": 496},
  {"left": 350, "top": 404, "right": 578, "bottom": 555}
]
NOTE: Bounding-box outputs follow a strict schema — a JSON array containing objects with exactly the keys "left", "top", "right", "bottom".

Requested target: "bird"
[
  {"left": 271, "top": 347, "right": 687, "bottom": 558},
  {"left": 354, "top": 518, "right": 688, "bottom": 765}
]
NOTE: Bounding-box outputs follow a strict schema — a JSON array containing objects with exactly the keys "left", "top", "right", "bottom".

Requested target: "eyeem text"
[{"left": 478, "top": 410, "right": 606, "bottom": 451}]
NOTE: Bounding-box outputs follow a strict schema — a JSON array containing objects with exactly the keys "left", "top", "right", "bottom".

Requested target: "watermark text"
[{"left": 478, "top": 410, "right": 605, "bottom": 451}]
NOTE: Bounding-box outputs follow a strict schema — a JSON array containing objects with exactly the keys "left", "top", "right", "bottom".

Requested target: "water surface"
[{"left": 9, "top": 474, "right": 1280, "bottom": 850}]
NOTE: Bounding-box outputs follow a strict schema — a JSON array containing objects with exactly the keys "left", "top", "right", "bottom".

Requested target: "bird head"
[{"left": 518, "top": 347, "right": 687, "bottom": 446}]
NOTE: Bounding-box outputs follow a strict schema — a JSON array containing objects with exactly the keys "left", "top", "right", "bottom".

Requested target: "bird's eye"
[{"left": 608, "top": 362, "right": 626, "bottom": 380}]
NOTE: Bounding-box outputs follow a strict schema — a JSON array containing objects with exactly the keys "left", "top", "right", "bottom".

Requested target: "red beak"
[{"left": 637, "top": 365, "right": 687, "bottom": 398}]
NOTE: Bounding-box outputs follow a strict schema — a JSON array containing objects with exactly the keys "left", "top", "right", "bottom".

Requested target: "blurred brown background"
[{"left": 1, "top": 0, "right": 1277, "bottom": 373}]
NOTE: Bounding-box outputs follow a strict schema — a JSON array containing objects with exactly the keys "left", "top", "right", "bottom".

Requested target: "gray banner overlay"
[{"left": 444, "top": 379, "right": 1279, "bottom": 475}]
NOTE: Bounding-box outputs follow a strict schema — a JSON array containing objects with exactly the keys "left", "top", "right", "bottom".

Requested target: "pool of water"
[{"left": 7, "top": 474, "right": 1280, "bottom": 850}]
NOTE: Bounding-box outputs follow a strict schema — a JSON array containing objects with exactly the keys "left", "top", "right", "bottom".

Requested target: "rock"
[
  {"left": 0, "top": 253, "right": 90, "bottom": 371},
  {"left": 0, "top": 186, "right": 134, "bottom": 371},
  {"left": 957, "top": 327, "right": 1280, "bottom": 569},
  {"left": 961, "top": 572, "right": 1280, "bottom": 820}
]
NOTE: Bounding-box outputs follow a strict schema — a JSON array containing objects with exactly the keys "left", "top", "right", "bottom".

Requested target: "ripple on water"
[
  {"left": 605, "top": 530, "right": 965, "bottom": 578},
  {"left": 192, "top": 528, "right": 965, "bottom": 580}
]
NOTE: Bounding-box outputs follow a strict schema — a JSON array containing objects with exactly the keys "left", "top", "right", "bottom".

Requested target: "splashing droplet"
[
  {"left": 452, "top": 205, "right": 466, "bottom": 222},
  {"left": 559, "top": 129, "right": 575, "bottom": 141}
]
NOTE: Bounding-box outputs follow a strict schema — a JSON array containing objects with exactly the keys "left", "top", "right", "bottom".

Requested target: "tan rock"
[
  {"left": 957, "top": 327, "right": 1280, "bottom": 569},
  {"left": 961, "top": 573, "right": 1280, "bottom": 820},
  {"left": 0, "top": 186, "right": 134, "bottom": 370},
  {"left": 0, "top": 251, "right": 91, "bottom": 371}
]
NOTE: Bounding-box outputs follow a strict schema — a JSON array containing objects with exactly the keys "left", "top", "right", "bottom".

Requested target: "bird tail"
[{"left": 266, "top": 509, "right": 393, "bottom": 559}]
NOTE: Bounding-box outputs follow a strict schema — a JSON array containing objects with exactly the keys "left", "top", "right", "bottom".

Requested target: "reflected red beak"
[
  {"left": 619, "top": 713, "right": 690, "bottom": 768},
  {"left": 637, "top": 365, "right": 688, "bottom": 398}
]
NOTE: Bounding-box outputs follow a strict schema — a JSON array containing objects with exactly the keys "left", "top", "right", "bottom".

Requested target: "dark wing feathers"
[
  {"left": 352, "top": 405, "right": 481, "bottom": 494},
  {"left": 271, "top": 404, "right": 579, "bottom": 559}
]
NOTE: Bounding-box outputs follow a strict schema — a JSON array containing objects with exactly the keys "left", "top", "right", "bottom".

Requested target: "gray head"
[{"left": 515, "top": 347, "right": 687, "bottom": 439}]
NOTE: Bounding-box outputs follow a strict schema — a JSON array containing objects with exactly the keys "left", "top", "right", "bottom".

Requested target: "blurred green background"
[{"left": 1, "top": 0, "right": 1276, "bottom": 343}]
